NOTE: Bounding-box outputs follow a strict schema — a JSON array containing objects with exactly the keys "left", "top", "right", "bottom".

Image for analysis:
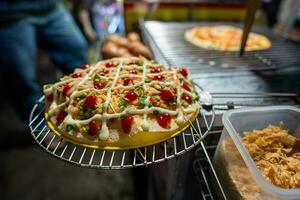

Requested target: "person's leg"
[
  {"left": 0, "top": 20, "right": 39, "bottom": 122},
  {"left": 38, "top": 4, "right": 88, "bottom": 75}
]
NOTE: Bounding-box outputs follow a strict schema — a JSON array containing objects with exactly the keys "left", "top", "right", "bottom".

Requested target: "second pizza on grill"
[
  {"left": 185, "top": 25, "right": 271, "bottom": 51},
  {"left": 43, "top": 57, "right": 200, "bottom": 149}
]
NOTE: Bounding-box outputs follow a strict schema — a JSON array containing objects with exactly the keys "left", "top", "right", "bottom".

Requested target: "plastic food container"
[{"left": 213, "top": 106, "right": 300, "bottom": 200}]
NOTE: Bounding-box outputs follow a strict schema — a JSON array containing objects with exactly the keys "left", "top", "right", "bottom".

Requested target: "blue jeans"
[{"left": 0, "top": 4, "right": 87, "bottom": 122}]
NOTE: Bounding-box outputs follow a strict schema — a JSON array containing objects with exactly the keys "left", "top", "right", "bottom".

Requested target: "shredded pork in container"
[{"left": 242, "top": 123, "right": 300, "bottom": 189}]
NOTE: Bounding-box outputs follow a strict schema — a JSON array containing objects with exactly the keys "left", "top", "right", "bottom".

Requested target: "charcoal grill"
[
  {"left": 141, "top": 21, "right": 300, "bottom": 74},
  {"left": 140, "top": 20, "right": 300, "bottom": 200}
]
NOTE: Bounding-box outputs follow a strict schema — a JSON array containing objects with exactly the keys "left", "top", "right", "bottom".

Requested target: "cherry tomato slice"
[
  {"left": 156, "top": 114, "right": 171, "bottom": 128},
  {"left": 89, "top": 120, "right": 99, "bottom": 136},
  {"left": 84, "top": 95, "right": 97, "bottom": 108},
  {"left": 160, "top": 89, "right": 174, "bottom": 102},
  {"left": 121, "top": 116, "right": 134, "bottom": 134}
]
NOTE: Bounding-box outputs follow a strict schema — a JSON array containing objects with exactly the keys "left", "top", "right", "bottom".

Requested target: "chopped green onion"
[
  {"left": 43, "top": 84, "right": 53, "bottom": 90},
  {"left": 93, "top": 74, "right": 101, "bottom": 81},
  {"left": 76, "top": 94, "right": 87, "bottom": 101},
  {"left": 148, "top": 103, "right": 153, "bottom": 108},
  {"left": 119, "top": 100, "right": 127, "bottom": 108},
  {"left": 144, "top": 78, "right": 151, "bottom": 83},
  {"left": 191, "top": 92, "right": 199, "bottom": 103},
  {"left": 66, "top": 124, "right": 75, "bottom": 132},
  {"left": 138, "top": 59, "right": 144, "bottom": 66},
  {"left": 139, "top": 96, "right": 147, "bottom": 105},
  {"left": 183, "top": 102, "right": 189, "bottom": 108},
  {"left": 92, "top": 109, "right": 98, "bottom": 115},
  {"left": 120, "top": 114, "right": 125, "bottom": 119},
  {"left": 135, "top": 86, "right": 143, "bottom": 97}
]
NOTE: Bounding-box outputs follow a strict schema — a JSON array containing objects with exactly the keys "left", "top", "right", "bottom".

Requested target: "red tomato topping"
[
  {"left": 152, "top": 74, "right": 165, "bottom": 81},
  {"left": 156, "top": 114, "right": 171, "bottom": 128},
  {"left": 56, "top": 110, "right": 67, "bottom": 125},
  {"left": 121, "top": 116, "right": 134, "bottom": 134},
  {"left": 84, "top": 95, "right": 97, "bottom": 108},
  {"left": 181, "top": 94, "right": 192, "bottom": 104},
  {"left": 46, "top": 94, "right": 54, "bottom": 102},
  {"left": 182, "top": 82, "right": 191, "bottom": 91},
  {"left": 94, "top": 81, "right": 105, "bottom": 89},
  {"left": 150, "top": 67, "right": 161, "bottom": 73},
  {"left": 99, "top": 69, "right": 109, "bottom": 76},
  {"left": 80, "top": 64, "right": 89, "bottom": 70},
  {"left": 63, "top": 84, "right": 71, "bottom": 96},
  {"left": 124, "top": 91, "right": 138, "bottom": 102},
  {"left": 71, "top": 73, "right": 82, "bottom": 78},
  {"left": 160, "top": 89, "right": 174, "bottom": 102},
  {"left": 106, "top": 61, "right": 116, "bottom": 68},
  {"left": 178, "top": 68, "right": 188, "bottom": 77},
  {"left": 129, "top": 69, "right": 138, "bottom": 74},
  {"left": 123, "top": 78, "right": 133, "bottom": 86},
  {"left": 89, "top": 120, "right": 99, "bottom": 136}
]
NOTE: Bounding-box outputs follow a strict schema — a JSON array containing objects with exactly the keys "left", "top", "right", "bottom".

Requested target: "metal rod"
[
  {"left": 200, "top": 141, "right": 227, "bottom": 200},
  {"left": 211, "top": 92, "right": 298, "bottom": 97},
  {"left": 164, "top": 141, "right": 167, "bottom": 159},
  {"left": 173, "top": 137, "right": 177, "bottom": 155},
  {"left": 68, "top": 146, "right": 77, "bottom": 161},
  {"left": 60, "top": 143, "right": 69, "bottom": 157},
  {"left": 121, "top": 151, "right": 126, "bottom": 167},
  {"left": 152, "top": 145, "right": 156, "bottom": 162},
  {"left": 35, "top": 125, "right": 48, "bottom": 139},
  {"left": 53, "top": 139, "right": 62, "bottom": 154},
  {"left": 109, "top": 151, "right": 115, "bottom": 167},
  {"left": 99, "top": 150, "right": 106, "bottom": 166},
  {"left": 89, "top": 149, "right": 96, "bottom": 165},
  {"left": 38, "top": 130, "right": 50, "bottom": 144},
  {"left": 79, "top": 148, "right": 87, "bottom": 164},
  {"left": 46, "top": 134, "right": 56, "bottom": 150}
]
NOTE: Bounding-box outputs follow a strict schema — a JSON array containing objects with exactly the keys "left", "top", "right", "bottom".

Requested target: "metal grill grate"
[
  {"left": 28, "top": 86, "right": 215, "bottom": 170},
  {"left": 141, "top": 21, "right": 300, "bottom": 75}
]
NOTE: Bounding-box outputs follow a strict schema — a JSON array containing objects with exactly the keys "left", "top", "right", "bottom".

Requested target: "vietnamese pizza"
[
  {"left": 43, "top": 57, "right": 200, "bottom": 149},
  {"left": 185, "top": 25, "right": 271, "bottom": 51}
]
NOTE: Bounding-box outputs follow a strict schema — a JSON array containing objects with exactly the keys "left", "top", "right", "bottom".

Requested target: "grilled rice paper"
[{"left": 43, "top": 57, "right": 200, "bottom": 149}]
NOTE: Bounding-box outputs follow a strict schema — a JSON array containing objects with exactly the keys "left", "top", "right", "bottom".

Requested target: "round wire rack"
[{"left": 29, "top": 86, "right": 215, "bottom": 169}]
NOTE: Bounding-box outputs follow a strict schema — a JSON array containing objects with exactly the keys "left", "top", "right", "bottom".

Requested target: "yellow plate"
[{"left": 45, "top": 108, "right": 200, "bottom": 150}]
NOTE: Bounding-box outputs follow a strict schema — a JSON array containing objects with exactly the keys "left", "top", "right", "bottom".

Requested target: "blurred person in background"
[
  {"left": 274, "top": 0, "right": 300, "bottom": 40},
  {"left": 70, "top": 0, "right": 124, "bottom": 43},
  {"left": 69, "top": 0, "right": 98, "bottom": 43},
  {"left": 0, "top": 0, "right": 88, "bottom": 123}
]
